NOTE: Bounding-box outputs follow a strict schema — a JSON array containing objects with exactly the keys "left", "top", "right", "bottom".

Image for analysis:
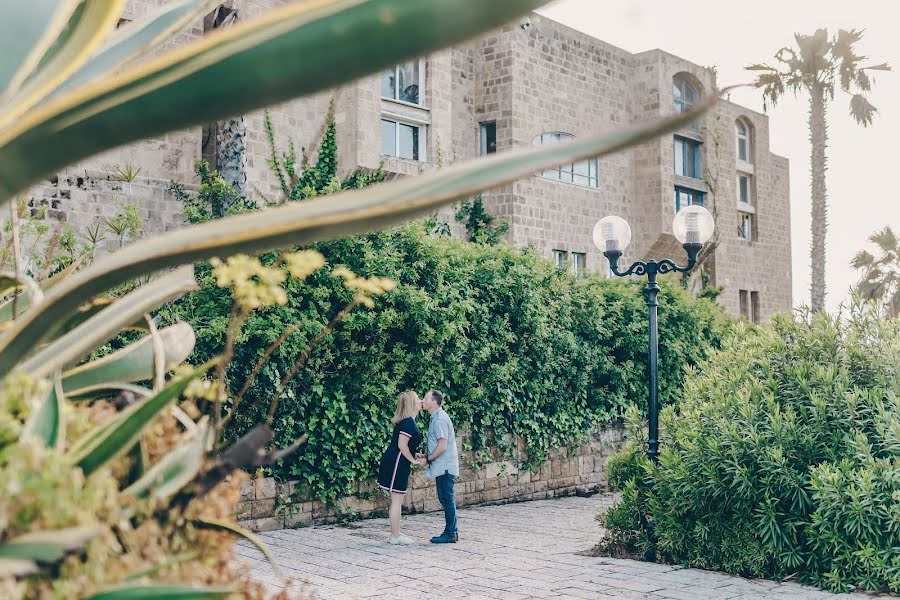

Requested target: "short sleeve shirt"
[{"left": 425, "top": 408, "right": 459, "bottom": 478}]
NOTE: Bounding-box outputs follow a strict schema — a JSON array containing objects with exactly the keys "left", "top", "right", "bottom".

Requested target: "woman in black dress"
[{"left": 377, "top": 390, "right": 423, "bottom": 544}]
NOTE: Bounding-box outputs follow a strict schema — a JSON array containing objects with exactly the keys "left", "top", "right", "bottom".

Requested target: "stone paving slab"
[{"left": 237, "top": 493, "right": 877, "bottom": 600}]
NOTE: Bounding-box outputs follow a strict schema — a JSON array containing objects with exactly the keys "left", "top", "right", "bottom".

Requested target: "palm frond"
[
  {"left": 849, "top": 93, "right": 877, "bottom": 126},
  {"left": 869, "top": 226, "right": 898, "bottom": 253}
]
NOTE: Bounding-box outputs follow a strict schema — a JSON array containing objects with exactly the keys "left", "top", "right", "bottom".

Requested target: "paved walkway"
[{"left": 237, "top": 493, "right": 875, "bottom": 599}]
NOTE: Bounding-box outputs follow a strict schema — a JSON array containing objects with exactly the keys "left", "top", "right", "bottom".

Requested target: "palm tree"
[
  {"left": 747, "top": 30, "right": 890, "bottom": 312},
  {"left": 851, "top": 225, "right": 900, "bottom": 318}
]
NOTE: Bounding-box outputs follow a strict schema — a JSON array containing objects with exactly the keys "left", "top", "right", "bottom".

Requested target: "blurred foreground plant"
[{"left": 0, "top": 0, "right": 716, "bottom": 596}]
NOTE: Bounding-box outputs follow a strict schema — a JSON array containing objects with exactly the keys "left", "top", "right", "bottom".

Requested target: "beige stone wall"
[
  {"left": 708, "top": 101, "right": 793, "bottom": 321},
  {"left": 236, "top": 427, "right": 624, "bottom": 532},
  {"left": 24, "top": 3, "right": 791, "bottom": 319}
]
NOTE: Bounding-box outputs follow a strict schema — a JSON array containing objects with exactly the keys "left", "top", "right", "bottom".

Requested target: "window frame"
[
  {"left": 750, "top": 291, "right": 760, "bottom": 324},
  {"left": 737, "top": 211, "right": 754, "bottom": 241},
  {"left": 380, "top": 60, "right": 426, "bottom": 107},
  {"left": 480, "top": 121, "right": 497, "bottom": 155},
  {"left": 736, "top": 119, "right": 751, "bottom": 163},
  {"left": 552, "top": 249, "right": 568, "bottom": 270},
  {"left": 533, "top": 132, "right": 599, "bottom": 188},
  {"left": 674, "top": 135, "right": 702, "bottom": 179},
  {"left": 571, "top": 252, "right": 587, "bottom": 277},
  {"left": 737, "top": 173, "right": 752, "bottom": 206},
  {"left": 674, "top": 186, "right": 705, "bottom": 213},
  {"left": 739, "top": 289, "right": 750, "bottom": 320},
  {"left": 673, "top": 76, "right": 701, "bottom": 130},
  {"left": 380, "top": 117, "right": 426, "bottom": 162}
]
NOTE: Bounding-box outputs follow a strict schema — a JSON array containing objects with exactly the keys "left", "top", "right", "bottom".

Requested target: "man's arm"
[{"left": 427, "top": 437, "right": 448, "bottom": 463}]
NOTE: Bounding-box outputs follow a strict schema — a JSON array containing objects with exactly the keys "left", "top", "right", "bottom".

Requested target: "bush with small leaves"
[{"left": 598, "top": 305, "right": 900, "bottom": 594}]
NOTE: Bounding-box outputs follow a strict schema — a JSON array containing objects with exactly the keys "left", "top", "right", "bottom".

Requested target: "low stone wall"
[{"left": 237, "top": 426, "right": 624, "bottom": 532}]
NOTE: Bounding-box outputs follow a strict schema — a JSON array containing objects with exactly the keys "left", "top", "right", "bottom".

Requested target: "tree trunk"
[
  {"left": 216, "top": 116, "right": 247, "bottom": 199},
  {"left": 808, "top": 86, "right": 828, "bottom": 312},
  {"left": 204, "top": 5, "right": 246, "bottom": 207}
]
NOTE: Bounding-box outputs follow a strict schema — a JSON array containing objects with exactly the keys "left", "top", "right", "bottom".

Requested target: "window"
[
  {"left": 381, "top": 61, "right": 421, "bottom": 105},
  {"left": 480, "top": 122, "right": 496, "bottom": 155},
  {"left": 674, "top": 136, "right": 701, "bottom": 178},
  {"left": 738, "top": 212, "right": 753, "bottom": 241},
  {"left": 739, "top": 290, "right": 749, "bottom": 320},
  {"left": 736, "top": 119, "right": 750, "bottom": 162},
  {"left": 737, "top": 174, "right": 752, "bottom": 205},
  {"left": 739, "top": 290, "right": 761, "bottom": 323},
  {"left": 673, "top": 76, "right": 700, "bottom": 130},
  {"left": 380, "top": 119, "right": 421, "bottom": 160},
  {"left": 571, "top": 252, "right": 587, "bottom": 277},
  {"left": 751, "top": 292, "right": 760, "bottom": 324},
  {"left": 674, "top": 186, "right": 705, "bottom": 212},
  {"left": 533, "top": 133, "right": 599, "bottom": 188},
  {"left": 553, "top": 249, "right": 568, "bottom": 270}
]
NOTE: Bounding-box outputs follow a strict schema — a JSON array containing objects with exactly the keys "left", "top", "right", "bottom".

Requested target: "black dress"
[{"left": 376, "top": 417, "right": 422, "bottom": 494}]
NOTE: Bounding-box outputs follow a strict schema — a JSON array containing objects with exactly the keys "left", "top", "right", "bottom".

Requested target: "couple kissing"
[{"left": 376, "top": 390, "right": 459, "bottom": 546}]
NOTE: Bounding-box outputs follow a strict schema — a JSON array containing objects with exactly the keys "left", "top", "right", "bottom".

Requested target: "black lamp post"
[{"left": 593, "top": 206, "right": 715, "bottom": 463}]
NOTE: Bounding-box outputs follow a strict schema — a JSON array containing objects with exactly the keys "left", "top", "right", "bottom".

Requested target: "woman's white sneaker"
[{"left": 388, "top": 535, "right": 414, "bottom": 545}]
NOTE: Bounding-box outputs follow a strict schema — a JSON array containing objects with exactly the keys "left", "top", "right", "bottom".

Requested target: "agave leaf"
[
  {"left": 0, "top": 525, "right": 103, "bottom": 563},
  {"left": 0, "top": 0, "right": 126, "bottom": 128},
  {"left": 52, "top": 296, "right": 114, "bottom": 334},
  {"left": 0, "top": 273, "right": 19, "bottom": 297},
  {"left": 0, "top": 0, "right": 81, "bottom": 98},
  {"left": 82, "top": 585, "right": 234, "bottom": 600},
  {"left": 65, "top": 383, "right": 153, "bottom": 402},
  {"left": 0, "top": 272, "right": 44, "bottom": 324},
  {"left": 122, "top": 552, "right": 198, "bottom": 581},
  {"left": 69, "top": 359, "right": 215, "bottom": 476},
  {"left": 0, "top": 0, "right": 550, "bottom": 203},
  {"left": 22, "top": 372, "right": 64, "bottom": 449},
  {"left": 57, "top": 0, "right": 221, "bottom": 94},
  {"left": 124, "top": 418, "right": 209, "bottom": 500},
  {"left": 0, "top": 96, "right": 714, "bottom": 379},
  {"left": 193, "top": 517, "right": 281, "bottom": 575},
  {"left": 0, "top": 557, "right": 39, "bottom": 577},
  {"left": 18, "top": 267, "right": 196, "bottom": 379},
  {"left": 124, "top": 437, "right": 149, "bottom": 488},
  {"left": 62, "top": 322, "right": 195, "bottom": 397}
]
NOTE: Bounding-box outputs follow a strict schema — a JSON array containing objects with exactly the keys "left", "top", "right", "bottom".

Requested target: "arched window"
[
  {"left": 533, "top": 132, "right": 599, "bottom": 188},
  {"left": 673, "top": 76, "right": 699, "bottom": 114},
  {"left": 735, "top": 118, "right": 751, "bottom": 163}
]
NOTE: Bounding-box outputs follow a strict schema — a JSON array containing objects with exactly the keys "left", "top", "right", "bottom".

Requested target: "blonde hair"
[{"left": 391, "top": 391, "right": 420, "bottom": 424}]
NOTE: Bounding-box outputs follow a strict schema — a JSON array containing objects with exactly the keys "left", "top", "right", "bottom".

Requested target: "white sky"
[{"left": 537, "top": 0, "right": 899, "bottom": 313}]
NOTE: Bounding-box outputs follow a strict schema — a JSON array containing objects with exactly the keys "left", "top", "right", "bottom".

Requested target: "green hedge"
[
  {"left": 161, "top": 224, "right": 729, "bottom": 504},
  {"left": 599, "top": 307, "right": 900, "bottom": 594}
]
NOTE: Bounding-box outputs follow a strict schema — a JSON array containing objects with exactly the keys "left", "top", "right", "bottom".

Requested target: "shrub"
[
  {"left": 598, "top": 306, "right": 900, "bottom": 594},
  {"left": 163, "top": 221, "right": 730, "bottom": 504}
]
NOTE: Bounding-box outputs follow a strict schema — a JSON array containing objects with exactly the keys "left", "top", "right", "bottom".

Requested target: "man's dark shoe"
[{"left": 430, "top": 532, "right": 458, "bottom": 544}]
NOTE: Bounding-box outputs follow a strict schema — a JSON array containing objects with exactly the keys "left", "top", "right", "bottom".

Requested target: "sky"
[{"left": 536, "top": 0, "right": 899, "bottom": 313}]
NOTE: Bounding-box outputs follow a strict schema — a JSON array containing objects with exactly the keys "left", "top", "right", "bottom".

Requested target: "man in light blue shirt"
[{"left": 417, "top": 389, "right": 459, "bottom": 543}]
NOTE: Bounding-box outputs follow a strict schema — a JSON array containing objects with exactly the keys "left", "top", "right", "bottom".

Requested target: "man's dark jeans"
[{"left": 435, "top": 472, "right": 458, "bottom": 535}]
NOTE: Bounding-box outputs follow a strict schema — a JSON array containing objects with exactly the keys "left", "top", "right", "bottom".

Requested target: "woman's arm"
[{"left": 397, "top": 434, "right": 418, "bottom": 464}]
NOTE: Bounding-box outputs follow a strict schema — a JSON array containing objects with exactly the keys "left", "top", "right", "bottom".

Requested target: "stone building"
[{"left": 29, "top": 4, "right": 791, "bottom": 321}]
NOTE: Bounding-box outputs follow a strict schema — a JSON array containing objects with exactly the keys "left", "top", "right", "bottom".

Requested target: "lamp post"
[{"left": 593, "top": 205, "right": 715, "bottom": 463}]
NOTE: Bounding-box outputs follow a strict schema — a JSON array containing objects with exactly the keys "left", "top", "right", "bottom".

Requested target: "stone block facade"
[
  {"left": 236, "top": 427, "right": 624, "bottom": 532},
  {"left": 25, "top": 4, "right": 791, "bottom": 320}
]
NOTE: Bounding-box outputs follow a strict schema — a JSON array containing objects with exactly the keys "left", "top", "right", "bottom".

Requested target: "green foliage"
[
  {"left": 165, "top": 224, "right": 729, "bottom": 504},
  {"left": 1, "top": 200, "right": 94, "bottom": 279},
  {"left": 171, "top": 161, "right": 258, "bottom": 223},
  {"left": 103, "top": 198, "right": 144, "bottom": 248},
  {"left": 599, "top": 306, "right": 900, "bottom": 594},
  {"left": 455, "top": 196, "right": 509, "bottom": 245},
  {"left": 163, "top": 122, "right": 728, "bottom": 506},
  {"left": 262, "top": 111, "right": 386, "bottom": 203},
  {"left": 851, "top": 225, "right": 900, "bottom": 318}
]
